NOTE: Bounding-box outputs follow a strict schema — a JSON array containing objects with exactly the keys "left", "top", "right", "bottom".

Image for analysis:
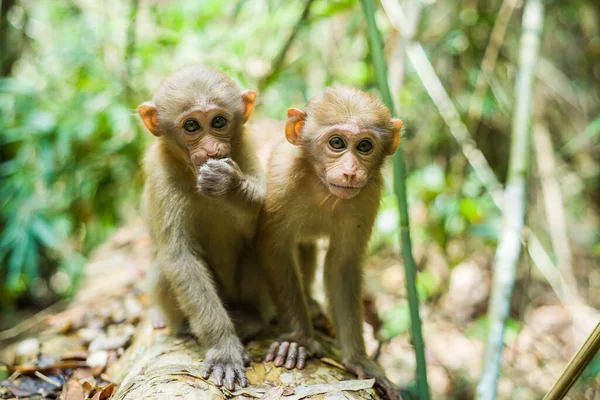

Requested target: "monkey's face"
[
  {"left": 284, "top": 89, "right": 402, "bottom": 201},
  {"left": 137, "top": 67, "right": 256, "bottom": 168},
  {"left": 312, "top": 126, "right": 386, "bottom": 200},
  {"left": 174, "top": 107, "right": 237, "bottom": 166}
]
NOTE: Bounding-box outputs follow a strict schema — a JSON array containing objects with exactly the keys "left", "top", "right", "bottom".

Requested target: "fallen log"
[
  {"left": 0, "top": 224, "right": 382, "bottom": 399},
  {"left": 109, "top": 319, "right": 378, "bottom": 399}
]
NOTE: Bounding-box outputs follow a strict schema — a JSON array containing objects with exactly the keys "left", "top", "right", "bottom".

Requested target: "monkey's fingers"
[
  {"left": 224, "top": 365, "right": 236, "bottom": 391},
  {"left": 200, "top": 362, "right": 213, "bottom": 379},
  {"left": 296, "top": 346, "right": 307, "bottom": 370},
  {"left": 284, "top": 342, "right": 298, "bottom": 369},
  {"left": 265, "top": 342, "right": 280, "bottom": 362},
  {"left": 273, "top": 341, "right": 290, "bottom": 367},
  {"left": 212, "top": 365, "right": 224, "bottom": 387},
  {"left": 235, "top": 366, "right": 248, "bottom": 387}
]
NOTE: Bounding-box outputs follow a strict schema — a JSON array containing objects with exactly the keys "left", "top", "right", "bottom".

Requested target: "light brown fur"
[
  {"left": 258, "top": 88, "right": 401, "bottom": 398},
  {"left": 139, "top": 65, "right": 273, "bottom": 391}
]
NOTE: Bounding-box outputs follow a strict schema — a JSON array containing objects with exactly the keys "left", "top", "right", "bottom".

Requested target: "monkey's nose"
[{"left": 342, "top": 171, "right": 356, "bottom": 182}]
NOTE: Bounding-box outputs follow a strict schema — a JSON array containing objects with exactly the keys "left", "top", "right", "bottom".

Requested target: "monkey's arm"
[
  {"left": 198, "top": 158, "right": 265, "bottom": 213},
  {"left": 158, "top": 240, "right": 249, "bottom": 390},
  {"left": 151, "top": 180, "right": 248, "bottom": 390}
]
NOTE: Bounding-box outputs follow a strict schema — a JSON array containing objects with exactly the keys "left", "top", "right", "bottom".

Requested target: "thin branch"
[
  {"left": 467, "top": 0, "right": 519, "bottom": 123},
  {"left": 124, "top": 0, "right": 140, "bottom": 102},
  {"left": 532, "top": 123, "right": 577, "bottom": 290},
  {"left": 258, "top": 0, "right": 314, "bottom": 92},
  {"left": 476, "top": 1, "right": 543, "bottom": 398}
]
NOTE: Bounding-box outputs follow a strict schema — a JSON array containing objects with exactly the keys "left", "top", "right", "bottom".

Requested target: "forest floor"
[{"left": 0, "top": 222, "right": 598, "bottom": 399}]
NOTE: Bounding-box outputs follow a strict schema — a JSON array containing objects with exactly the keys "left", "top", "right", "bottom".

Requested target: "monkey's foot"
[
  {"left": 343, "top": 357, "right": 400, "bottom": 400},
  {"left": 149, "top": 307, "right": 166, "bottom": 329},
  {"left": 200, "top": 340, "right": 249, "bottom": 391},
  {"left": 265, "top": 337, "right": 321, "bottom": 370}
]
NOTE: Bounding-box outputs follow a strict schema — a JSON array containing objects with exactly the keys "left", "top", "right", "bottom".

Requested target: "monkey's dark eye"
[
  {"left": 183, "top": 119, "right": 201, "bottom": 133},
  {"left": 356, "top": 140, "right": 373, "bottom": 153},
  {"left": 328, "top": 136, "right": 346, "bottom": 150},
  {"left": 211, "top": 116, "right": 228, "bottom": 129}
]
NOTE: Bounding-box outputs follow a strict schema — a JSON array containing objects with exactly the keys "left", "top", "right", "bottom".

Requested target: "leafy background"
[{"left": 0, "top": 0, "right": 599, "bottom": 398}]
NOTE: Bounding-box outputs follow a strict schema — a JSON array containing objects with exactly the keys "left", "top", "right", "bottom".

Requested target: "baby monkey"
[
  {"left": 258, "top": 88, "right": 402, "bottom": 397},
  {"left": 138, "top": 66, "right": 272, "bottom": 390}
]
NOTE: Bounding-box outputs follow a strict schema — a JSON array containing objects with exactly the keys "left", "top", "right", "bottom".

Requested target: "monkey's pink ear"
[
  {"left": 241, "top": 90, "right": 257, "bottom": 124},
  {"left": 387, "top": 118, "right": 403, "bottom": 155},
  {"left": 285, "top": 108, "right": 307, "bottom": 145},
  {"left": 138, "top": 102, "right": 160, "bottom": 137}
]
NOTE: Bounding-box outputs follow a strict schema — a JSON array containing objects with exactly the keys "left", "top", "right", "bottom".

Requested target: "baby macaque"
[
  {"left": 258, "top": 88, "right": 402, "bottom": 397},
  {"left": 138, "top": 65, "right": 272, "bottom": 391}
]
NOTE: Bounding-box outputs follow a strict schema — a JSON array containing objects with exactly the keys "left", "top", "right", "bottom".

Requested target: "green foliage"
[
  {"left": 0, "top": 0, "right": 375, "bottom": 307},
  {"left": 1, "top": 0, "right": 598, "bottom": 312},
  {"left": 0, "top": 1, "right": 146, "bottom": 306}
]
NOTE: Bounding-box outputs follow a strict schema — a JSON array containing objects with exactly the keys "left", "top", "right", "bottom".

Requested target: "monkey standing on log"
[
  {"left": 138, "top": 66, "right": 273, "bottom": 390},
  {"left": 259, "top": 88, "right": 402, "bottom": 397}
]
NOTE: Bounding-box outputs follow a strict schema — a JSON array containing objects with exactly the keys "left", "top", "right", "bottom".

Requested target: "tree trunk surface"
[{"left": 0, "top": 224, "right": 381, "bottom": 400}]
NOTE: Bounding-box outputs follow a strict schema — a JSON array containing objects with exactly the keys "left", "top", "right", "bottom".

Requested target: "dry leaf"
[
  {"left": 259, "top": 386, "right": 284, "bottom": 400},
  {"left": 285, "top": 379, "right": 376, "bottom": 400},
  {"left": 98, "top": 382, "right": 115, "bottom": 399},
  {"left": 62, "top": 350, "right": 90, "bottom": 360},
  {"left": 8, "top": 360, "right": 88, "bottom": 373},
  {"left": 63, "top": 378, "right": 85, "bottom": 400},
  {"left": 81, "top": 380, "right": 94, "bottom": 398}
]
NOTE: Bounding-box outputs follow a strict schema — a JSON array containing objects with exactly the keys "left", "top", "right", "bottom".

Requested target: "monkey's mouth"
[{"left": 327, "top": 183, "right": 364, "bottom": 199}]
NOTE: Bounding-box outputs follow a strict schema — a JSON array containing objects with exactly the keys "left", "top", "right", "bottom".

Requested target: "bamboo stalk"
[
  {"left": 543, "top": 321, "right": 600, "bottom": 400},
  {"left": 360, "top": 1, "right": 430, "bottom": 399},
  {"left": 475, "top": 1, "right": 544, "bottom": 398}
]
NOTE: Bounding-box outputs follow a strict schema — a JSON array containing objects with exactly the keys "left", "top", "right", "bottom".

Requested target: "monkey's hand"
[
  {"left": 343, "top": 357, "right": 401, "bottom": 400},
  {"left": 265, "top": 336, "right": 322, "bottom": 370},
  {"left": 197, "top": 158, "right": 242, "bottom": 198},
  {"left": 200, "top": 337, "right": 250, "bottom": 391}
]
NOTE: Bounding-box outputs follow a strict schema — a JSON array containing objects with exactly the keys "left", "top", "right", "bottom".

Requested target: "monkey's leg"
[
  {"left": 298, "top": 242, "right": 334, "bottom": 337},
  {"left": 324, "top": 234, "right": 400, "bottom": 400},
  {"left": 147, "top": 263, "right": 185, "bottom": 331},
  {"left": 298, "top": 242, "right": 317, "bottom": 298},
  {"left": 260, "top": 234, "right": 320, "bottom": 369},
  {"left": 159, "top": 246, "right": 248, "bottom": 391}
]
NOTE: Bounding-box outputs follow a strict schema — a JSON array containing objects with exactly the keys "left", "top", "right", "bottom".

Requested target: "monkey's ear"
[
  {"left": 138, "top": 102, "right": 160, "bottom": 137},
  {"left": 241, "top": 90, "right": 257, "bottom": 124},
  {"left": 387, "top": 118, "right": 403, "bottom": 155},
  {"left": 285, "top": 108, "right": 307, "bottom": 145}
]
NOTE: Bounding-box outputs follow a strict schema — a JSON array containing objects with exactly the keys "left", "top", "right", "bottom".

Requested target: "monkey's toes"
[
  {"left": 200, "top": 360, "right": 247, "bottom": 391},
  {"left": 273, "top": 341, "right": 289, "bottom": 367},
  {"left": 149, "top": 308, "right": 166, "bottom": 329},
  {"left": 266, "top": 341, "right": 308, "bottom": 370},
  {"left": 265, "top": 341, "right": 279, "bottom": 363}
]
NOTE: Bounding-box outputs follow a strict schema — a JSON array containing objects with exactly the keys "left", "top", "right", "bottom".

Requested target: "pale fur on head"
[{"left": 152, "top": 65, "right": 246, "bottom": 134}]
